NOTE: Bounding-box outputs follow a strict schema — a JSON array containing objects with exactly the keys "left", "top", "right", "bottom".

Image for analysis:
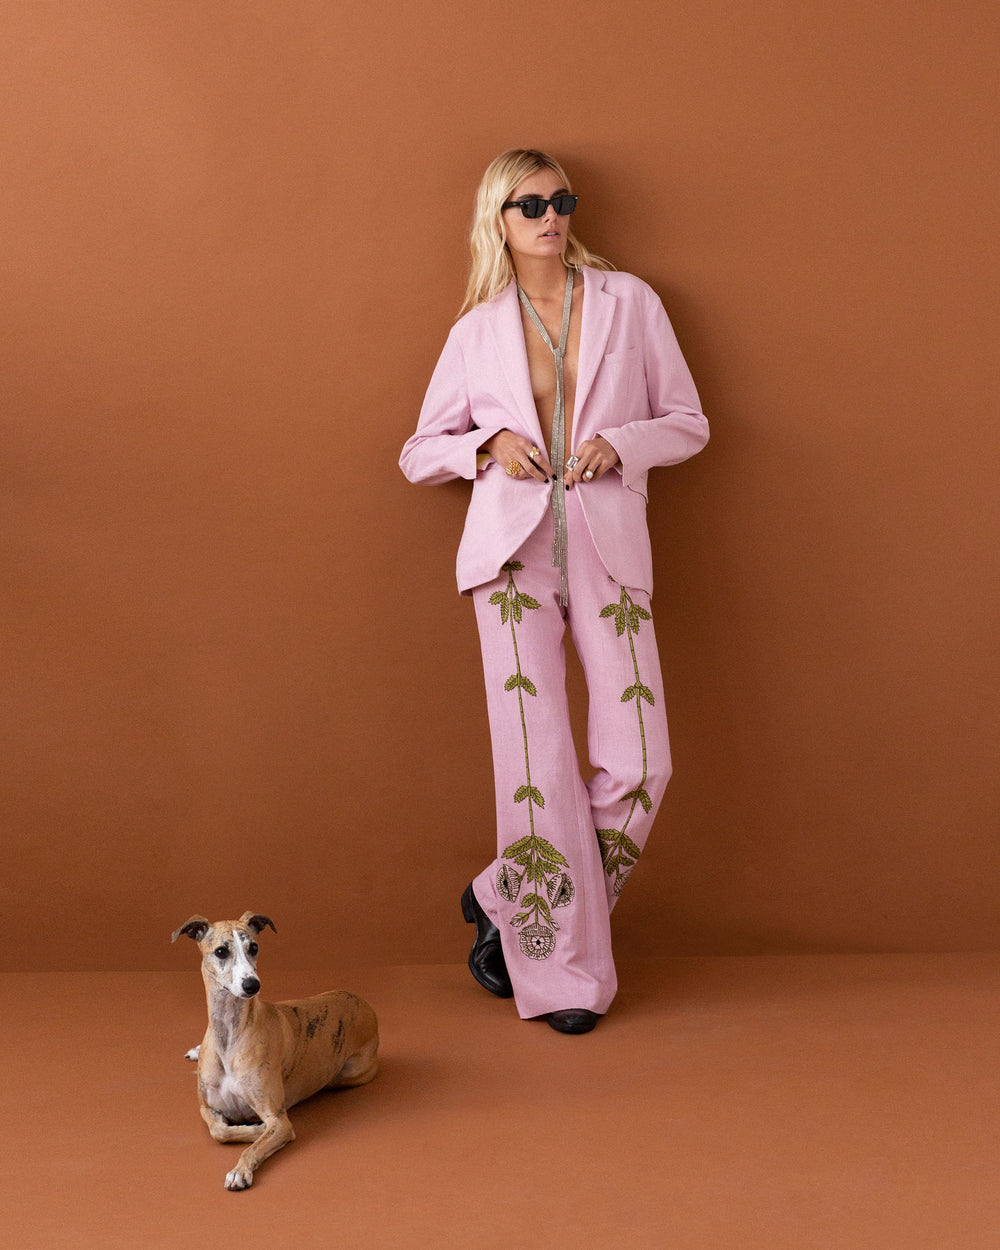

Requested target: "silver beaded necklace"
[{"left": 516, "top": 265, "right": 575, "bottom": 607}]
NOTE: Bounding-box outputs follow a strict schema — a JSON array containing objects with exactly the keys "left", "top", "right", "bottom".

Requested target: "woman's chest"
[{"left": 519, "top": 304, "right": 581, "bottom": 422}]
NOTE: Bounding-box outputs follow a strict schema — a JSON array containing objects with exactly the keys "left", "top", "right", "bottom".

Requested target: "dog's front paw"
[
  {"left": 225, "top": 1167, "right": 254, "bottom": 1191},
  {"left": 185, "top": 1045, "right": 201, "bottom": 1061}
]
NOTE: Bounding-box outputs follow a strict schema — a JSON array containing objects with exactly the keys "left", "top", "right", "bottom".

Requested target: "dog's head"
[{"left": 171, "top": 912, "right": 276, "bottom": 999}]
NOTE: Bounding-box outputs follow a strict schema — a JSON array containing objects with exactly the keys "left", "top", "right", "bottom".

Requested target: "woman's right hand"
[{"left": 481, "top": 430, "right": 553, "bottom": 483}]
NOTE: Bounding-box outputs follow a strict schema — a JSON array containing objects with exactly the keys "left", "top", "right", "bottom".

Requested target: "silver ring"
[{"left": 566, "top": 455, "right": 580, "bottom": 470}]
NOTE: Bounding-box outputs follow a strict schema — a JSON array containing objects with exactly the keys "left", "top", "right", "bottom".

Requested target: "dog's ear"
[
  {"left": 240, "top": 912, "right": 277, "bottom": 936},
  {"left": 171, "top": 916, "right": 211, "bottom": 943}
]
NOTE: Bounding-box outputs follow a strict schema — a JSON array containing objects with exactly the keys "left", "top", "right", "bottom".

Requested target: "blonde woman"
[{"left": 400, "top": 149, "right": 709, "bottom": 1033}]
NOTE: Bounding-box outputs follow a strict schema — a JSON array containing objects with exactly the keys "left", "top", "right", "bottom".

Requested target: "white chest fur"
[{"left": 204, "top": 1062, "right": 258, "bottom": 1124}]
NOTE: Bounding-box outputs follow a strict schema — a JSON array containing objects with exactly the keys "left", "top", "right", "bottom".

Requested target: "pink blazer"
[{"left": 399, "top": 266, "right": 709, "bottom": 595}]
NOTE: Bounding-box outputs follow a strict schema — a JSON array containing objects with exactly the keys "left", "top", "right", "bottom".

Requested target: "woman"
[{"left": 400, "top": 149, "right": 708, "bottom": 1033}]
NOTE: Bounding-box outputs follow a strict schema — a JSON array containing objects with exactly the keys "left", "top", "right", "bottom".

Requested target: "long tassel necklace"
[{"left": 516, "top": 266, "right": 575, "bottom": 607}]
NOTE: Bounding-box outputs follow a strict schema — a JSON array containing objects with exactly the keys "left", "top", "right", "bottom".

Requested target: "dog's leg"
[
  {"left": 199, "top": 1103, "right": 265, "bottom": 1145},
  {"left": 331, "top": 1036, "right": 380, "bottom": 1088},
  {"left": 224, "top": 1111, "right": 295, "bottom": 1191}
]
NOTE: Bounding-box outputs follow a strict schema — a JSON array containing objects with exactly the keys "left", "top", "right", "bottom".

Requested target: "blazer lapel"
[
  {"left": 574, "top": 266, "right": 616, "bottom": 430},
  {"left": 488, "top": 282, "right": 545, "bottom": 445}
]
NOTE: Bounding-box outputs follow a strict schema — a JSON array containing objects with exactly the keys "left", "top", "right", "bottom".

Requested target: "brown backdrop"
[{"left": 3, "top": 0, "right": 997, "bottom": 970}]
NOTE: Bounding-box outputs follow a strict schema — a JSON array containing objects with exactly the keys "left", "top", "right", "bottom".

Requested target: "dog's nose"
[{"left": 242, "top": 977, "right": 260, "bottom": 997}]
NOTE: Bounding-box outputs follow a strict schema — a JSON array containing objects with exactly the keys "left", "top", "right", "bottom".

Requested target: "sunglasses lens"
[
  {"left": 520, "top": 199, "right": 546, "bottom": 218},
  {"left": 553, "top": 195, "right": 578, "bottom": 215}
]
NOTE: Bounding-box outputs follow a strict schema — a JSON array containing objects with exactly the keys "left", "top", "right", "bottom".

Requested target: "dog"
[{"left": 172, "top": 911, "right": 379, "bottom": 1190}]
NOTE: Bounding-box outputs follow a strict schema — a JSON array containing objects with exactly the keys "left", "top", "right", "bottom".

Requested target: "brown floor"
[{"left": 6, "top": 955, "right": 1000, "bottom": 1248}]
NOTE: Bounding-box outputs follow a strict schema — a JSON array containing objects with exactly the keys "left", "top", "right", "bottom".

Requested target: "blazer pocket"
[{"left": 601, "top": 347, "right": 642, "bottom": 404}]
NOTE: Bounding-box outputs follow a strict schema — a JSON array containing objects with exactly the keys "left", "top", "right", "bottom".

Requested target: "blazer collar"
[
  {"left": 487, "top": 264, "right": 618, "bottom": 444},
  {"left": 575, "top": 266, "right": 616, "bottom": 427}
]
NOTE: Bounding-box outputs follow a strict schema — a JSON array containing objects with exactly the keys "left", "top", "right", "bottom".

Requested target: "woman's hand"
[
  {"left": 481, "top": 430, "right": 553, "bottom": 483},
  {"left": 564, "top": 436, "right": 620, "bottom": 490}
]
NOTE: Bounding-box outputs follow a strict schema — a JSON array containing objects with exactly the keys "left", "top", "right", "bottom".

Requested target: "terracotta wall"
[{"left": 3, "top": 1, "right": 996, "bottom": 970}]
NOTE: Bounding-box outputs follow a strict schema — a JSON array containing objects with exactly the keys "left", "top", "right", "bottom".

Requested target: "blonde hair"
[{"left": 459, "top": 148, "right": 613, "bottom": 316}]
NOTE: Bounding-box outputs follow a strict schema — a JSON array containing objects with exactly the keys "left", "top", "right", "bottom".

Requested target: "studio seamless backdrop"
[{"left": 2, "top": 0, "right": 997, "bottom": 970}]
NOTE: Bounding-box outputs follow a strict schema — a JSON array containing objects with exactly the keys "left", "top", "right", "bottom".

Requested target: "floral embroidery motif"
[
  {"left": 518, "top": 923, "right": 556, "bottom": 960},
  {"left": 596, "top": 583, "right": 654, "bottom": 895},
  {"left": 490, "top": 561, "right": 574, "bottom": 959}
]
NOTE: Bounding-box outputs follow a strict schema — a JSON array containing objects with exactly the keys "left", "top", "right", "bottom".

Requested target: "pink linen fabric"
[
  {"left": 400, "top": 266, "right": 708, "bottom": 1018},
  {"left": 399, "top": 267, "right": 709, "bottom": 595},
  {"left": 471, "top": 492, "right": 670, "bottom": 1018}
]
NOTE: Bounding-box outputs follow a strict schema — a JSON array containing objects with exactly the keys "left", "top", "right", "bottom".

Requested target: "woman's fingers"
[
  {"left": 482, "top": 431, "right": 552, "bottom": 482},
  {"left": 481, "top": 432, "right": 623, "bottom": 488},
  {"left": 526, "top": 443, "right": 555, "bottom": 479},
  {"left": 564, "top": 437, "right": 620, "bottom": 490},
  {"left": 484, "top": 430, "right": 622, "bottom": 490},
  {"left": 505, "top": 441, "right": 549, "bottom": 482}
]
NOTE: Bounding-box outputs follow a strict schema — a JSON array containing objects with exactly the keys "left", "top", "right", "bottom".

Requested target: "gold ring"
[
  {"left": 529, "top": 446, "right": 541, "bottom": 460},
  {"left": 583, "top": 469, "right": 594, "bottom": 480},
  {"left": 505, "top": 460, "right": 524, "bottom": 477}
]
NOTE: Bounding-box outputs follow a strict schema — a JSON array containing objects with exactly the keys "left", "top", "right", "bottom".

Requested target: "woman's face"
[{"left": 501, "top": 168, "right": 572, "bottom": 267}]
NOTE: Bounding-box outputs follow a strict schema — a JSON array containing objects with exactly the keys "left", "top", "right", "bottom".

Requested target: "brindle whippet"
[{"left": 172, "top": 912, "right": 379, "bottom": 1190}]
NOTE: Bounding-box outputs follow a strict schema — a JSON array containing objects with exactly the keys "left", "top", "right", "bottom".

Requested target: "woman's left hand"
[{"left": 564, "top": 436, "right": 620, "bottom": 490}]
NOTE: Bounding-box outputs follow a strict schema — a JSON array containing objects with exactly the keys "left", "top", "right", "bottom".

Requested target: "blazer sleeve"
[
  {"left": 399, "top": 325, "right": 507, "bottom": 485},
  {"left": 596, "top": 285, "right": 709, "bottom": 490}
]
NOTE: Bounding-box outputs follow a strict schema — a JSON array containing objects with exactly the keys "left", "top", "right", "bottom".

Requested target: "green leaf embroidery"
[
  {"left": 494, "top": 561, "right": 572, "bottom": 958},
  {"left": 624, "top": 787, "right": 652, "bottom": 814},
  {"left": 597, "top": 585, "right": 659, "bottom": 887},
  {"left": 597, "top": 828, "right": 643, "bottom": 862},
  {"left": 530, "top": 834, "right": 565, "bottom": 864},
  {"left": 501, "top": 835, "right": 534, "bottom": 858},
  {"left": 620, "top": 832, "right": 642, "bottom": 860}
]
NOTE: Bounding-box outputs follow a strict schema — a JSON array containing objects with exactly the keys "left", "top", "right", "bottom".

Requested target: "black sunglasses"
[{"left": 501, "top": 194, "right": 578, "bottom": 219}]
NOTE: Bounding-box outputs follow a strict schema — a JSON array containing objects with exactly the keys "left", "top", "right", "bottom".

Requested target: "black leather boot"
[
  {"left": 546, "top": 1009, "right": 599, "bottom": 1034},
  {"left": 461, "top": 883, "right": 513, "bottom": 998}
]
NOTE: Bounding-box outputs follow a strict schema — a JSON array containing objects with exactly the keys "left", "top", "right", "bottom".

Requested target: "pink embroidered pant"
[{"left": 470, "top": 490, "right": 671, "bottom": 1019}]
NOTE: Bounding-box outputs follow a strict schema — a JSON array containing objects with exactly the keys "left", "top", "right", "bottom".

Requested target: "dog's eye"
[
  {"left": 248, "top": 942, "right": 258, "bottom": 956},
  {"left": 214, "top": 946, "right": 230, "bottom": 960}
]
